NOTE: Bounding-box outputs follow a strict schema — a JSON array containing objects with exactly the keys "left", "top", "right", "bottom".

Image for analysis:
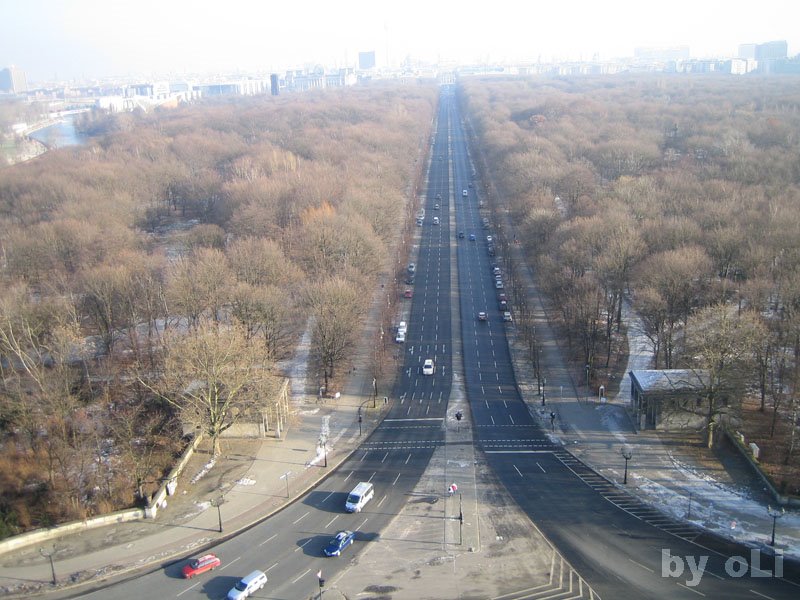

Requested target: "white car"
[
  {"left": 433, "top": 216, "right": 440, "bottom": 225},
  {"left": 462, "top": 189, "right": 468, "bottom": 197},
  {"left": 227, "top": 571, "right": 267, "bottom": 600},
  {"left": 396, "top": 330, "right": 406, "bottom": 343},
  {"left": 422, "top": 359, "right": 434, "bottom": 375}
]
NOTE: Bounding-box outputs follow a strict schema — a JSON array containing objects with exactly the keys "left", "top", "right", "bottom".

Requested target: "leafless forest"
[
  {"left": 462, "top": 75, "right": 800, "bottom": 493},
  {"left": 3, "top": 74, "right": 800, "bottom": 537},
  {"left": 0, "top": 84, "right": 436, "bottom": 535}
]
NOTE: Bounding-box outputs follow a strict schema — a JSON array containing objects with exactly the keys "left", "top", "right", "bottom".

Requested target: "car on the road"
[
  {"left": 436, "top": 193, "right": 442, "bottom": 199},
  {"left": 433, "top": 216, "right": 439, "bottom": 225},
  {"left": 227, "top": 570, "right": 267, "bottom": 600},
  {"left": 422, "top": 359, "right": 435, "bottom": 375},
  {"left": 495, "top": 280, "right": 504, "bottom": 289},
  {"left": 416, "top": 218, "right": 424, "bottom": 226},
  {"left": 458, "top": 231, "right": 465, "bottom": 239},
  {"left": 486, "top": 235, "right": 493, "bottom": 243},
  {"left": 395, "top": 329, "right": 406, "bottom": 343},
  {"left": 323, "top": 530, "right": 356, "bottom": 557},
  {"left": 405, "top": 274, "right": 415, "bottom": 285},
  {"left": 477, "top": 311, "right": 487, "bottom": 321},
  {"left": 404, "top": 289, "right": 413, "bottom": 298},
  {"left": 493, "top": 266, "right": 501, "bottom": 275},
  {"left": 498, "top": 299, "right": 508, "bottom": 311},
  {"left": 503, "top": 311, "right": 513, "bottom": 322},
  {"left": 182, "top": 553, "right": 221, "bottom": 578},
  {"left": 462, "top": 189, "right": 468, "bottom": 197},
  {"left": 434, "top": 203, "right": 439, "bottom": 210},
  {"left": 468, "top": 182, "right": 474, "bottom": 188},
  {"left": 408, "top": 262, "right": 416, "bottom": 273},
  {"left": 469, "top": 233, "right": 476, "bottom": 241}
]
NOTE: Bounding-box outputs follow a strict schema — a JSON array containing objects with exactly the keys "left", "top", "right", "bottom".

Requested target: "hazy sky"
[{"left": 2, "top": 0, "right": 798, "bottom": 82}]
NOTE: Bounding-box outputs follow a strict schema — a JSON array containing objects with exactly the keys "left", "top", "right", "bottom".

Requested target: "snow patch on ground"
[
  {"left": 190, "top": 458, "right": 216, "bottom": 484},
  {"left": 235, "top": 477, "right": 256, "bottom": 486}
]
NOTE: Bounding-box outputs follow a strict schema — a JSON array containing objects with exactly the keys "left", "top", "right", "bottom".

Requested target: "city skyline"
[{"left": 1, "top": 0, "right": 799, "bottom": 83}]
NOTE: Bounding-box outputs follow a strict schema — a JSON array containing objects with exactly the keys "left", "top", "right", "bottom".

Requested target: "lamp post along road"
[
  {"left": 621, "top": 447, "right": 633, "bottom": 485},
  {"left": 39, "top": 546, "right": 57, "bottom": 585},
  {"left": 768, "top": 505, "right": 785, "bottom": 546}
]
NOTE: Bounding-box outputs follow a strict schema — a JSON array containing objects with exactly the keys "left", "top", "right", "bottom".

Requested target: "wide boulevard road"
[{"left": 83, "top": 88, "right": 800, "bottom": 600}]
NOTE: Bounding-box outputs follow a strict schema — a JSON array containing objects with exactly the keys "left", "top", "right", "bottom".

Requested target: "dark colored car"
[
  {"left": 323, "top": 530, "right": 355, "bottom": 557},
  {"left": 182, "top": 553, "right": 221, "bottom": 578},
  {"left": 458, "top": 231, "right": 465, "bottom": 239}
]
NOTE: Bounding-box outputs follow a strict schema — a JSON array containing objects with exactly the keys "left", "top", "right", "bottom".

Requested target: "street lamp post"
[
  {"left": 210, "top": 497, "right": 224, "bottom": 532},
  {"left": 319, "top": 435, "right": 328, "bottom": 468},
  {"left": 768, "top": 505, "right": 785, "bottom": 546},
  {"left": 39, "top": 546, "right": 57, "bottom": 585},
  {"left": 621, "top": 447, "right": 633, "bottom": 485},
  {"left": 585, "top": 363, "right": 591, "bottom": 396},
  {"left": 281, "top": 471, "right": 291, "bottom": 498}
]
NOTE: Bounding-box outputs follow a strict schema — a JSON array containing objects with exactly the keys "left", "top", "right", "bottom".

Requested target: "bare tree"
[
  {"left": 306, "top": 277, "right": 361, "bottom": 389},
  {"left": 150, "top": 318, "right": 275, "bottom": 456},
  {"left": 684, "top": 304, "right": 767, "bottom": 447}
]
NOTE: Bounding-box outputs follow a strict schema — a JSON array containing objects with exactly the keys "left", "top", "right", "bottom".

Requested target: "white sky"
[{"left": 1, "top": 0, "right": 798, "bottom": 82}]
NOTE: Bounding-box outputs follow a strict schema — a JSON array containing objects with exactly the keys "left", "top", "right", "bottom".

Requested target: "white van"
[
  {"left": 345, "top": 482, "right": 374, "bottom": 513},
  {"left": 398, "top": 321, "right": 407, "bottom": 334},
  {"left": 227, "top": 570, "right": 267, "bottom": 600}
]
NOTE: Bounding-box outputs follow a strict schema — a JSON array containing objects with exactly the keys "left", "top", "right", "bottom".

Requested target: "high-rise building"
[
  {"left": 755, "top": 40, "right": 788, "bottom": 61},
  {"left": 0, "top": 65, "right": 28, "bottom": 94},
  {"left": 358, "top": 51, "right": 376, "bottom": 70},
  {"left": 739, "top": 40, "right": 787, "bottom": 61}
]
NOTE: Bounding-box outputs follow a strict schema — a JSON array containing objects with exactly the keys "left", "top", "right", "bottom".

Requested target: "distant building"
[
  {"left": 359, "top": 51, "right": 376, "bottom": 70},
  {"left": 739, "top": 40, "right": 788, "bottom": 74},
  {"left": 755, "top": 40, "right": 788, "bottom": 61},
  {"left": 0, "top": 65, "right": 28, "bottom": 94},
  {"left": 270, "top": 74, "right": 280, "bottom": 96}
]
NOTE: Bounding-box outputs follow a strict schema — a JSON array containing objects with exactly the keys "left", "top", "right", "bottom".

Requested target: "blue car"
[{"left": 323, "top": 530, "right": 355, "bottom": 557}]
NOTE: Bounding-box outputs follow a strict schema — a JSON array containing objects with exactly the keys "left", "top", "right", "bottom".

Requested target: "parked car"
[
  {"left": 182, "top": 554, "right": 221, "bottom": 579},
  {"left": 458, "top": 231, "right": 465, "bottom": 239},
  {"left": 436, "top": 193, "right": 442, "bottom": 199},
  {"left": 422, "top": 359, "right": 435, "bottom": 375},
  {"left": 498, "top": 293, "right": 508, "bottom": 302},
  {"left": 395, "top": 330, "right": 406, "bottom": 343},
  {"left": 469, "top": 233, "right": 476, "bottom": 241},
  {"left": 323, "top": 530, "right": 356, "bottom": 557},
  {"left": 478, "top": 311, "right": 487, "bottom": 321},
  {"left": 486, "top": 235, "right": 493, "bottom": 243},
  {"left": 495, "top": 280, "right": 504, "bottom": 289},
  {"left": 493, "top": 266, "right": 501, "bottom": 275},
  {"left": 498, "top": 299, "right": 508, "bottom": 311},
  {"left": 405, "top": 274, "right": 415, "bottom": 285},
  {"left": 408, "top": 262, "right": 416, "bottom": 273},
  {"left": 404, "top": 289, "right": 413, "bottom": 298},
  {"left": 503, "top": 311, "right": 513, "bottom": 322},
  {"left": 434, "top": 203, "right": 440, "bottom": 210}
]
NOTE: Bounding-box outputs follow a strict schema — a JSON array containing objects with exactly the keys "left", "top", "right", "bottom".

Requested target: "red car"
[
  {"left": 404, "top": 289, "right": 413, "bottom": 298},
  {"left": 182, "top": 553, "right": 221, "bottom": 578}
]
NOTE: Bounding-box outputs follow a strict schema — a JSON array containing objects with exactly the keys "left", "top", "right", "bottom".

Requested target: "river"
[{"left": 28, "top": 115, "right": 88, "bottom": 149}]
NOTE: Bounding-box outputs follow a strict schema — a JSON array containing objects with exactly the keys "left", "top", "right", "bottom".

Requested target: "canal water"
[{"left": 28, "top": 115, "right": 87, "bottom": 148}]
